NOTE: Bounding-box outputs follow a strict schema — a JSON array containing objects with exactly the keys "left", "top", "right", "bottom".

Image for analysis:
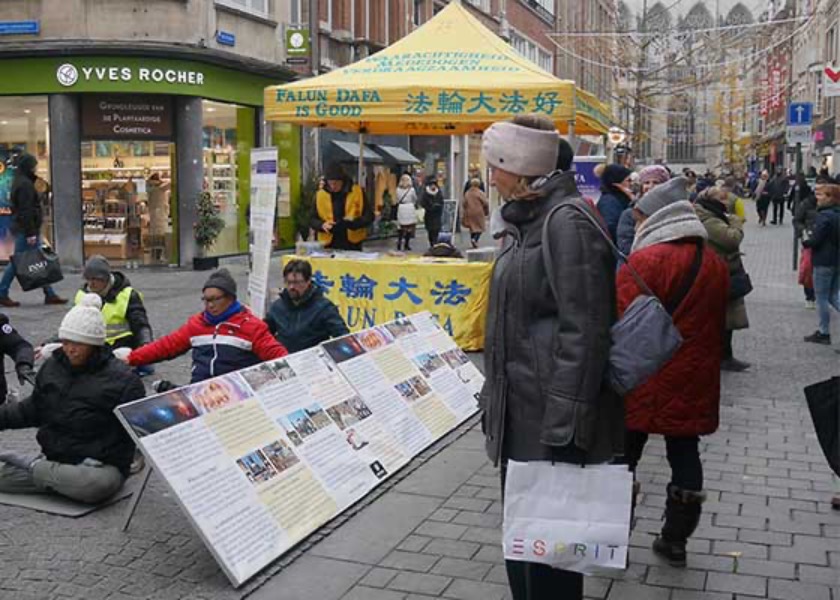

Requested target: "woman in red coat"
[{"left": 617, "top": 177, "right": 729, "bottom": 568}]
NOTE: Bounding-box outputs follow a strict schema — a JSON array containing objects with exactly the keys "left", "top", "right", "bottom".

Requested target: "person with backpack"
[
  {"left": 802, "top": 182, "right": 840, "bottom": 345},
  {"left": 479, "top": 114, "right": 623, "bottom": 600},
  {"left": 617, "top": 177, "right": 729, "bottom": 567},
  {"left": 0, "top": 154, "right": 67, "bottom": 307}
]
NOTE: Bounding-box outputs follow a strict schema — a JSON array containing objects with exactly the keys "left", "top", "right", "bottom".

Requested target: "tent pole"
[
  {"left": 358, "top": 131, "right": 365, "bottom": 190},
  {"left": 567, "top": 121, "right": 577, "bottom": 153}
]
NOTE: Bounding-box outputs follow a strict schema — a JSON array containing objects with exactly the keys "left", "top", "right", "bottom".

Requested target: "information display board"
[{"left": 115, "top": 312, "right": 483, "bottom": 587}]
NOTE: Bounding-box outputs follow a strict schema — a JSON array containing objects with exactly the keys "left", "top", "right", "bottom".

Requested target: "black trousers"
[
  {"left": 500, "top": 464, "right": 584, "bottom": 600},
  {"left": 723, "top": 329, "right": 734, "bottom": 359},
  {"left": 427, "top": 226, "right": 441, "bottom": 246},
  {"left": 772, "top": 201, "right": 785, "bottom": 224},
  {"left": 624, "top": 431, "right": 703, "bottom": 491}
]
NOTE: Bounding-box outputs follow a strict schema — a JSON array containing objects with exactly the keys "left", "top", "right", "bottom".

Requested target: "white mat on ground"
[{"left": 0, "top": 469, "right": 146, "bottom": 517}]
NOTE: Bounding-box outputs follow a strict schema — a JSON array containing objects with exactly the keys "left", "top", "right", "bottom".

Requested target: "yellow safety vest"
[{"left": 74, "top": 287, "right": 134, "bottom": 345}]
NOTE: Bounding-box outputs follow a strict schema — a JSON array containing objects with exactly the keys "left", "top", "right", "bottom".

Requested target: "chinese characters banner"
[{"left": 283, "top": 256, "right": 492, "bottom": 351}]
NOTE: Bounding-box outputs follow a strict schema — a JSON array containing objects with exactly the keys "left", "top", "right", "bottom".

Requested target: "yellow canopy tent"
[{"left": 264, "top": 1, "right": 612, "bottom": 137}]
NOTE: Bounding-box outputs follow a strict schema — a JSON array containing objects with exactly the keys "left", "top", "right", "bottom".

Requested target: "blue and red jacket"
[{"left": 128, "top": 306, "right": 287, "bottom": 382}]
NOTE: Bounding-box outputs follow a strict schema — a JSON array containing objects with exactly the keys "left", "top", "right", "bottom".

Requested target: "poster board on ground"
[
  {"left": 114, "top": 312, "right": 483, "bottom": 587},
  {"left": 573, "top": 156, "right": 606, "bottom": 203},
  {"left": 440, "top": 199, "right": 459, "bottom": 235},
  {"left": 247, "top": 147, "right": 278, "bottom": 318}
]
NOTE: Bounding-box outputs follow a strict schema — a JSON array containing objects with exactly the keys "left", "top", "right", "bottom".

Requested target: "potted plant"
[{"left": 193, "top": 190, "right": 225, "bottom": 270}]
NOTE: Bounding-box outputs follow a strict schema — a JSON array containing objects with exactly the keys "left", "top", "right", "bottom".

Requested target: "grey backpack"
[{"left": 541, "top": 201, "right": 703, "bottom": 396}]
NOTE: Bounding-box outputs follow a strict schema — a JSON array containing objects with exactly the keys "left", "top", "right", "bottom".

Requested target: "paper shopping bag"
[{"left": 502, "top": 461, "right": 632, "bottom": 575}]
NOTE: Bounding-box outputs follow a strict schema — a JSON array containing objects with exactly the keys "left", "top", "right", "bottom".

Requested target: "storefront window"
[
  {"left": 202, "top": 100, "right": 255, "bottom": 257},
  {"left": 0, "top": 96, "right": 51, "bottom": 260}
]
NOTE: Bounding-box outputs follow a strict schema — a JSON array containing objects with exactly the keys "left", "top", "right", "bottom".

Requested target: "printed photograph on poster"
[
  {"left": 413, "top": 352, "right": 447, "bottom": 377},
  {"left": 355, "top": 327, "right": 395, "bottom": 351},
  {"left": 325, "top": 396, "right": 373, "bottom": 430},
  {"left": 236, "top": 449, "right": 279, "bottom": 485},
  {"left": 322, "top": 336, "right": 367, "bottom": 364},
  {"left": 240, "top": 363, "right": 280, "bottom": 392},
  {"left": 278, "top": 403, "right": 332, "bottom": 445},
  {"left": 408, "top": 375, "right": 432, "bottom": 397},
  {"left": 119, "top": 389, "right": 200, "bottom": 437},
  {"left": 441, "top": 348, "right": 470, "bottom": 370},
  {"left": 269, "top": 359, "right": 297, "bottom": 382},
  {"left": 384, "top": 319, "right": 417, "bottom": 339},
  {"left": 261, "top": 439, "right": 300, "bottom": 474},
  {"left": 277, "top": 175, "right": 291, "bottom": 217},
  {"left": 345, "top": 428, "right": 370, "bottom": 451},
  {"left": 395, "top": 380, "right": 422, "bottom": 403},
  {"left": 186, "top": 374, "right": 253, "bottom": 415}
]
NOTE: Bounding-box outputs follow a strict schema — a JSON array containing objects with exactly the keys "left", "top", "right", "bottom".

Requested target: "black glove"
[{"left": 16, "top": 364, "right": 35, "bottom": 387}]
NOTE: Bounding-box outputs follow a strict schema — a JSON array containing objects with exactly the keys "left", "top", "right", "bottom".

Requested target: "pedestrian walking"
[
  {"left": 755, "top": 170, "right": 771, "bottom": 226},
  {"left": 769, "top": 169, "right": 789, "bottom": 225},
  {"left": 462, "top": 178, "right": 489, "bottom": 248},
  {"left": 394, "top": 174, "right": 418, "bottom": 251},
  {"left": 596, "top": 164, "right": 634, "bottom": 242},
  {"left": 695, "top": 187, "right": 752, "bottom": 371},
  {"left": 120, "top": 269, "right": 288, "bottom": 382},
  {"left": 479, "top": 114, "right": 623, "bottom": 600},
  {"left": 311, "top": 163, "right": 371, "bottom": 251},
  {"left": 793, "top": 177, "right": 819, "bottom": 308},
  {"left": 618, "top": 177, "right": 729, "bottom": 567},
  {"left": 0, "top": 294, "right": 145, "bottom": 504},
  {"left": 0, "top": 154, "right": 67, "bottom": 307},
  {"left": 420, "top": 176, "right": 445, "bottom": 246},
  {"left": 265, "top": 259, "right": 349, "bottom": 354},
  {"left": 802, "top": 182, "right": 840, "bottom": 345}
]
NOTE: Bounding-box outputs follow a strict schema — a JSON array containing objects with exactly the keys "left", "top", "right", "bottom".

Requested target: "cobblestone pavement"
[{"left": 0, "top": 208, "right": 838, "bottom": 599}]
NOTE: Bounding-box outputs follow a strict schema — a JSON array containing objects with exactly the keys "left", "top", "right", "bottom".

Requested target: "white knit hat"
[
  {"left": 481, "top": 121, "right": 559, "bottom": 177},
  {"left": 58, "top": 293, "right": 106, "bottom": 346}
]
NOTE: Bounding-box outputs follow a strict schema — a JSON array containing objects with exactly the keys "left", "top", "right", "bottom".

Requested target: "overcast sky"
[{"left": 622, "top": 0, "right": 766, "bottom": 19}]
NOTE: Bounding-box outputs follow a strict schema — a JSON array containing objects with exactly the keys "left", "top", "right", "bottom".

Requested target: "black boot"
[
  {"left": 396, "top": 231, "right": 404, "bottom": 251},
  {"left": 652, "top": 483, "right": 705, "bottom": 568}
]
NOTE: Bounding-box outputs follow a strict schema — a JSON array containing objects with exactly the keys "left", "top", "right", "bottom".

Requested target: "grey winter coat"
[{"left": 479, "top": 171, "right": 624, "bottom": 467}]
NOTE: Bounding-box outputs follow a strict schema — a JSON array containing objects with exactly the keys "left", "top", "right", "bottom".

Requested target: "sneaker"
[
  {"left": 720, "top": 357, "right": 751, "bottom": 372},
  {"left": 804, "top": 331, "right": 831, "bottom": 345},
  {"left": 805, "top": 300, "right": 816, "bottom": 309},
  {"left": 44, "top": 296, "right": 68, "bottom": 305},
  {"left": 652, "top": 537, "right": 687, "bottom": 568},
  {"left": 0, "top": 297, "right": 20, "bottom": 308}
]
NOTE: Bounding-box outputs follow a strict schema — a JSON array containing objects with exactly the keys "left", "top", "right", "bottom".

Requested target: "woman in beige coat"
[{"left": 462, "top": 178, "right": 489, "bottom": 248}]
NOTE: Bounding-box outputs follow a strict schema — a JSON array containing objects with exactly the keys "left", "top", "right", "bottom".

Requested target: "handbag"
[
  {"left": 542, "top": 201, "right": 703, "bottom": 396},
  {"left": 12, "top": 246, "right": 64, "bottom": 291},
  {"left": 502, "top": 460, "right": 633, "bottom": 574},
  {"left": 728, "top": 259, "right": 753, "bottom": 300}
]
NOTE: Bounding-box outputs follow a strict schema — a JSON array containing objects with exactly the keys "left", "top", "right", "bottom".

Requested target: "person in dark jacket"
[
  {"left": 265, "top": 259, "right": 349, "bottom": 354},
  {"left": 618, "top": 177, "right": 729, "bottom": 567},
  {"left": 617, "top": 164, "right": 671, "bottom": 256},
  {"left": 595, "top": 163, "right": 634, "bottom": 242},
  {"left": 0, "top": 312, "right": 35, "bottom": 404},
  {"left": 802, "top": 183, "right": 840, "bottom": 345},
  {"left": 0, "top": 154, "right": 67, "bottom": 307},
  {"left": 793, "top": 179, "right": 819, "bottom": 307},
  {"left": 480, "top": 115, "right": 623, "bottom": 600},
  {"left": 0, "top": 294, "right": 145, "bottom": 504},
  {"left": 311, "top": 163, "right": 372, "bottom": 251},
  {"left": 420, "top": 177, "right": 445, "bottom": 246},
  {"left": 768, "top": 169, "right": 790, "bottom": 225},
  {"left": 122, "top": 269, "right": 288, "bottom": 382}
]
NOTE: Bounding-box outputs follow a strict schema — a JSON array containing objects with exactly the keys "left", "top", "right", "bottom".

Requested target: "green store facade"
[{"left": 0, "top": 55, "right": 300, "bottom": 269}]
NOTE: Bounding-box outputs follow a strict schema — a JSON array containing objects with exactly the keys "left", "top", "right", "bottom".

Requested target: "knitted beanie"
[
  {"left": 58, "top": 293, "right": 106, "bottom": 346},
  {"left": 635, "top": 177, "right": 690, "bottom": 217},
  {"left": 601, "top": 164, "right": 633, "bottom": 187},
  {"left": 83, "top": 254, "right": 111, "bottom": 281},
  {"left": 638, "top": 165, "right": 671, "bottom": 186},
  {"left": 203, "top": 268, "right": 237, "bottom": 298},
  {"left": 482, "top": 121, "right": 559, "bottom": 177}
]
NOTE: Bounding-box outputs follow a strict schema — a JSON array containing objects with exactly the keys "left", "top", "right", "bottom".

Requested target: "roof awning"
[
  {"left": 369, "top": 144, "right": 421, "bottom": 165},
  {"left": 331, "top": 140, "right": 384, "bottom": 163}
]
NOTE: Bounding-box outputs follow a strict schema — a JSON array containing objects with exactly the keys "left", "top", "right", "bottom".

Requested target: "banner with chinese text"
[{"left": 282, "top": 255, "right": 492, "bottom": 351}]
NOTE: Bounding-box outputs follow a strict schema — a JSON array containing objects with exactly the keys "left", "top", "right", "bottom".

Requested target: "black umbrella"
[{"left": 804, "top": 376, "right": 840, "bottom": 477}]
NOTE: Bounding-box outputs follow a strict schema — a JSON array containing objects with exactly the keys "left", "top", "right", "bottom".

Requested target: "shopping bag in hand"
[
  {"left": 12, "top": 246, "right": 63, "bottom": 291},
  {"left": 503, "top": 461, "right": 632, "bottom": 575}
]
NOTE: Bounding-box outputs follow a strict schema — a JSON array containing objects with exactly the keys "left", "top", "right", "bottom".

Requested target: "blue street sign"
[
  {"left": 0, "top": 21, "right": 39, "bottom": 35},
  {"left": 787, "top": 102, "right": 813, "bottom": 126},
  {"left": 216, "top": 31, "right": 236, "bottom": 46}
]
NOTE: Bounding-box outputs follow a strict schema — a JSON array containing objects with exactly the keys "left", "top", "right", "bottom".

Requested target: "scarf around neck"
[
  {"left": 632, "top": 201, "right": 708, "bottom": 253},
  {"left": 204, "top": 300, "right": 243, "bottom": 326}
]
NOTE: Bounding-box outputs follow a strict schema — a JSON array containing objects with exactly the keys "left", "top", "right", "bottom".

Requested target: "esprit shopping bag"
[
  {"left": 12, "top": 246, "right": 63, "bottom": 292},
  {"left": 502, "top": 461, "right": 633, "bottom": 575}
]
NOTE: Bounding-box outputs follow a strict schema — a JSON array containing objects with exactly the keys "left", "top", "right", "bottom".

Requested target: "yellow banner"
[{"left": 283, "top": 256, "right": 492, "bottom": 351}]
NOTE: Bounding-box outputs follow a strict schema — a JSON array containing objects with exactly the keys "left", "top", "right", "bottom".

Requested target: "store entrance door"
[{"left": 81, "top": 140, "right": 174, "bottom": 266}]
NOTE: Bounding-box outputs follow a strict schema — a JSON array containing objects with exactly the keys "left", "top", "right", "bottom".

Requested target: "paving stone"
[
  {"left": 583, "top": 577, "right": 611, "bottom": 599},
  {"left": 398, "top": 535, "right": 432, "bottom": 553},
  {"left": 473, "top": 545, "right": 503, "bottom": 564},
  {"left": 645, "top": 566, "right": 707, "bottom": 590},
  {"left": 431, "top": 557, "right": 491, "bottom": 581},
  {"left": 714, "top": 514, "right": 768, "bottom": 530},
  {"left": 460, "top": 526, "right": 501, "bottom": 545},
  {"left": 359, "top": 567, "right": 400, "bottom": 588},
  {"left": 672, "top": 593, "right": 733, "bottom": 600},
  {"left": 388, "top": 572, "right": 452, "bottom": 596},
  {"left": 735, "top": 558, "right": 796, "bottom": 579},
  {"left": 768, "top": 579, "right": 832, "bottom": 600},
  {"left": 737, "top": 529, "right": 792, "bottom": 546},
  {"left": 713, "top": 541, "right": 769, "bottom": 560},
  {"left": 429, "top": 508, "right": 459, "bottom": 522},
  {"left": 422, "top": 539, "right": 481, "bottom": 560},
  {"left": 607, "top": 581, "right": 671, "bottom": 600},
  {"left": 380, "top": 551, "right": 439, "bottom": 573},
  {"left": 414, "top": 521, "right": 468, "bottom": 540},
  {"left": 798, "top": 565, "right": 840, "bottom": 586},
  {"left": 451, "top": 511, "right": 502, "bottom": 528},
  {"left": 442, "top": 578, "right": 510, "bottom": 600},
  {"left": 707, "top": 572, "right": 768, "bottom": 596},
  {"left": 485, "top": 565, "right": 508, "bottom": 585},
  {"left": 342, "top": 586, "right": 405, "bottom": 600},
  {"left": 394, "top": 448, "right": 486, "bottom": 499},
  {"left": 454, "top": 485, "right": 483, "bottom": 498},
  {"left": 248, "top": 556, "right": 368, "bottom": 600}
]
